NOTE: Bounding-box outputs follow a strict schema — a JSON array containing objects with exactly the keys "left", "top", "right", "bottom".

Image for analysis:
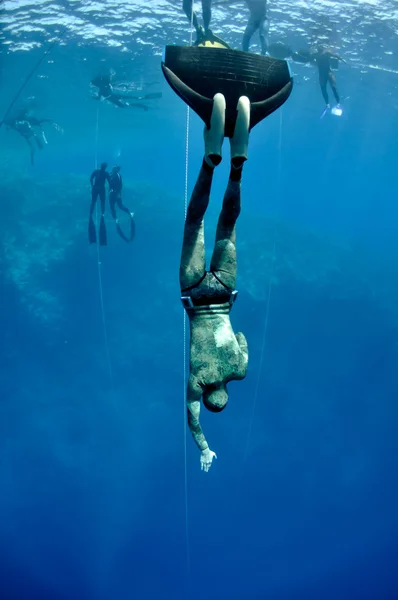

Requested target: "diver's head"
[
  {"left": 203, "top": 385, "right": 228, "bottom": 413},
  {"left": 100, "top": 162, "right": 107, "bottom": 170},
  {"left": 111, "top": 165, "right": 120, "bottom": 173}
]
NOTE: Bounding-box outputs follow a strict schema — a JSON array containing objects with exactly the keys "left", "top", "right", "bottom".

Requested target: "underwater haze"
[{"left": 1, "top": 1, "right": 398, "bottom": 599}]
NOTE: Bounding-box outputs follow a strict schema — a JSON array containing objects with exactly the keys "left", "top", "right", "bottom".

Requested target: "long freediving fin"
[
  {"left": 88, "top": 217, "right": 97, "bottom": 244},
  {"left": 320, "top": 105, "right": 330, "bottom": 119},
  {"left": 116, "top": 214, "right": 136, "bottom": 242},
  {"left": 99, "top": 216, "right": 107, "bottom": 246}
]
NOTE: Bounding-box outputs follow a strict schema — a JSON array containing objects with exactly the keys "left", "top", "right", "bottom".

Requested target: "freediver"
[
  {"left": 290, "top": 45, "right": 346, "bottom": 116},
  {"left": 180, "top": 94, "right": 250, "bottom": 472},
  {"left": 91, "top": 75, "right": 149, "bottom": 111},
  {"left": 4, "top": 110, "right": 61, "bottom": 165},
  {"left": 89, "top": 162, "right": 110, "bottom": 245},
  {"left": 312, "top": 46, "right": 346, "bottom": 115},
  {"left": 109, "top": 166, "right": 136, "bottom": 242},
  {"left": 182, "top": 0, "right": 213, "bottom": 43},
  {"left": 242, "top": 0, "right": 269, "bottom": 55},
  {"left": 162, "top": 32, "right": 292, "bottom": 470}
]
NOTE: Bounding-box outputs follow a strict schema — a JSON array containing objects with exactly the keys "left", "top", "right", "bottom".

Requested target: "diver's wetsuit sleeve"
[
  {"left": 235, "top": 332, "right": 249, "bottom": 377},
  {"left": 187, "top": 376, "right": 209, "bottom": 452},
  {"left": 90, "top": 170, "right": 96, "bottom": 185},
  {"left": 330, "top": 52, "right": 345, "bottom": 63}
]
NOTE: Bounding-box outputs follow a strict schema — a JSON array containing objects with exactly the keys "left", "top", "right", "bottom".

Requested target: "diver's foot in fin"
[
  {"left": 204, "top": 28, "right": 214, "bottom": 41},
  {"left": 230, "top": 96, "right": 250, "bottom": 168},
  {"left": 204, "top": 93, "right": 226, "bottom": 168},
  {"left": 195, "top": 25, "right": 205, "bottom": 44},
  {"left": 320, "top": 104, "right": 330, "bottom": 119},
  {"left": 99, "top": 216, "right": 107, "bottom": 246},
  {"left": 88, "top": 217, "right": 97, "bottom": 244},
  {"left": 331, "top": 104, "right": 343, "bottom": 117}
]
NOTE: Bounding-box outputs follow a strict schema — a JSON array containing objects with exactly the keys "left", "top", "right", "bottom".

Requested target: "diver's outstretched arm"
[
  {"left": 187, "top": 376, "right": 217, "bottom": 472},
  {"left": 187, "top": 377, "right": 208, "bottom": 451}
]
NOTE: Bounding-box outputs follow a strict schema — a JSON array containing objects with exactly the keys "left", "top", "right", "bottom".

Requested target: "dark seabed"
[{"left": 0, "top": 1, "right": 398, "bottom": 599}]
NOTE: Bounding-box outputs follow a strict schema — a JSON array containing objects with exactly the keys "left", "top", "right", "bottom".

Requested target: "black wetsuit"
[
  {"left": 90, "top": 168, "right": 110, "bottom": 215},
  {"left": 315, "top": 51, "right": 340, "bottom": 104},
  {"left": 109, "top": 172, "right": 131, "bottom": 219},
  {"left": 243, "top": 0, "right": 269, "bottom": 55}
]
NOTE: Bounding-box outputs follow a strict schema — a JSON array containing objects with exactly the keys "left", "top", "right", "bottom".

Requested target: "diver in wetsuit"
[
  {"left": 4, "top": 111, "right": 61, "bottom": 165},
  {"left": 183, "top": 0, "right": 213, "bottom": 43},
  {"left": 291, "top": 46, "right": 346, "bottom": 113},
  {"left": 109, "top": 166, "right": 136, "bottom": 241},
  {"left": 89, "top": 162, "right": 110, "bottom": 245},
  {"left": 314, "top": 46, "right": 345, "bottom": 111},
  {"left": 243, "top": 0, "right": 269, "bottom": 55},
  {"left": 91, "top": 75, "right": 148, "bottom": 111},
  {"left": 181, "top": 94, "right": 250, "bottom": 472}
]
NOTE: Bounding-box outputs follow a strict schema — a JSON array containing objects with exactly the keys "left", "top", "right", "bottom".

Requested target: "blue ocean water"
[{"left": 1, "top": 2, "right": 398, "bottom": 599}]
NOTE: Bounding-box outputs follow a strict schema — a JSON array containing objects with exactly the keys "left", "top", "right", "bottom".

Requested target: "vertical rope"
[
  {"left": 94, "top": 106, "right": 114, "bottom": 389},
  {"left": 182, "top": 1, "right": 195, "bottom": 585},
  {"left": 243, "top": 110, "right": 283, "bottom": 461}
]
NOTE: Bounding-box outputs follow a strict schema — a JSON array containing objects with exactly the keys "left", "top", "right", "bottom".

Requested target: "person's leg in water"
[
  {"left": 116, "top": 194, "right": 133, "bottom": 217},
  {"left": 109, "top": 190, "right": 117, "bottom": 220},
  {"left": 34, "top": 133, "right": 43, "bottom": 150},
  {"left": 23, "top": 136, "right": 35, "bottom": 165},
  {"left": 202, "top": 0, "right": 212, "bottom": 36},
  {"left": 258, "top": 17, "right": 270, "bottom": 55},
  {"left": 88, "top": 187, "right": 99, "bottom": 243},
  {"left": 183, "top": 0, "right": 202, "bottom": 40},
  {"left": 210, "top": 96, "right": 250, "bottom": 289},
  {"left": 99, "top": 188, "right": 107, "bottom": 245},
  {"left": 90, "top": 188, "right": 99, "bottom": 217},
  {"left": 180, "top": 162, "right": 212, "bottom": 290},
  {"left": 328, "top": 71, "right": 340, "bottom": 104},
  {"left": 180, "top": 93, "right": 225, "bottom": 290},
  {"left": 242, "top": 14, "right": 258, "bottom": 52},
  {"left": 319, "top": 73, "right": 329, "bottom": 105},
  {"left": 99, "top": 188, "right": 106, "bottom": 217},
  {"left": 110, "top": 190, "right": 132, "bottom": 222}
]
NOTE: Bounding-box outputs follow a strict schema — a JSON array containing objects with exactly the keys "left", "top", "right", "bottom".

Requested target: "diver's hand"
[{"left": 200, "top": 448, "right": 217, "bottom": 472}]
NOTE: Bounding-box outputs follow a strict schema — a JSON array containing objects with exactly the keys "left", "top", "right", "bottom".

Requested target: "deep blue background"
[{"left": 1, "top": 13, "right": 398, "bottom": 600}]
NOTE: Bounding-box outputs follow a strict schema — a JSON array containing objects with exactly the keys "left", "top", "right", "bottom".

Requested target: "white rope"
[
  {"left": 243, "top": 110, "right": 284, "bottom": 461},
  {"left": 182, "top": 3, "right": 195, "bottom": 585},
  {"left": 94, "top": 106, "right": 114, "bottom": 389}
]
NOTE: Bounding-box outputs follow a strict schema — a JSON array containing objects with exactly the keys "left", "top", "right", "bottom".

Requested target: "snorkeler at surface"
[
  {"left": 4, "top": 110, "right": 62, "bottom": 165},
  {"left": 182, "top": 0, "right": 213, "bottom": 43},
  {"left": 180, "top": 94, "right": 250, "bottom": 472},
  {"left": 109, "top": 166, "right": 135, "bottom": 242},
  {"left": 91, "top": 75, "right": 149, "bottom": 111},
  {"left": 89, "top": 162, "right": 110, "bottom": 245},
  {"left": 243, "top": 0, "right": 269, "bottom": 55}
]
